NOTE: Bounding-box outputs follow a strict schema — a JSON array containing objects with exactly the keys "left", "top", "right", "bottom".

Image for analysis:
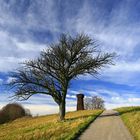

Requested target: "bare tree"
[
  {"left": 84, "top": 97, "right": 92, "bottom": 110},
  {"left": 8, "top": 34, "right": 115, "bottom": 120},
  {"left": 84, "top": 96, "right": 105, "bottom": 110}
]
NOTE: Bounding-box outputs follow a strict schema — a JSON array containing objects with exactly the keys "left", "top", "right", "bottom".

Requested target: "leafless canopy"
[
  {"left": 84, "top": 96, "right": 105, "bottom": 110},
  {"left": 8, "top": 34, "right": 115, "bottom": 120}
]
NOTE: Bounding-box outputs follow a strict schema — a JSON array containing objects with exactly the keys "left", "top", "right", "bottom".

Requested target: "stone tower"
[{"left": 76, "top": 93, "right": 84, "bottom": 110}]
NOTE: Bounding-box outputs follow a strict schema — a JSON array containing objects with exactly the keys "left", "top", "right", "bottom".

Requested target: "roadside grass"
[
  {"left": 116, "top": 106, "right": 140, "bottom": 140},
  {"left": 0, "top": 110, "right": 102, "bottom": 140}
]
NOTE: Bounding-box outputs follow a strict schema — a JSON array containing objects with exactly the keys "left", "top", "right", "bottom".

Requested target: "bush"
[
  {"left": 0, "top": 103, "right": 31, "bottom": 124},
  {"left": 0, "top": 110, "right": 8, "bottom": 124}
]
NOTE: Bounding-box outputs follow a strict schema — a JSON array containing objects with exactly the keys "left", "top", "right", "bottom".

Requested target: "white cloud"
[
  {"left": 14, "top": 40, "right": 46, "bottom": 52},
  {"left": 105, "top": 60, "right": 140, "bottom": 73},
  {"left": 77, "top": 59, "right": 140, "bottom": 86},
  {"left": 0, "top": 30, "right": 47, "bottom": 72},
  {"left": 6, "top": 77, "right": 16, "bottom": 84},
  {"left": 66, "top": 94, "right": 76, "bottom": 99},
  {"left": 128, "top": 98, "right": 140, "bottom": 102},
  {"left": 68, "top": 89, "right": 81, "bottom": 95},
  {"left": 24, "top": 104, "right": 59, "bottom": 116},
  {"left": 105, "top": 99, "right": 140, "bottom": 109},
  {"left": 0, "top": 57, "right": 25, "bottom": 72},
  {"left": 0, "top": 78, "right": 3, "bottom": 84}
]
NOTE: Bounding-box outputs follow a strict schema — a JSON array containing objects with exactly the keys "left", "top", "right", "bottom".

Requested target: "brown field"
[{"left": 0, "top": 110, "right": 102, "bottom": 140}]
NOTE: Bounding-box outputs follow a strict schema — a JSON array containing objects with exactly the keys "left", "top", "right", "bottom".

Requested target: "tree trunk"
[{"left": 59, "top": 100, "right": 66, "bottom": 121}]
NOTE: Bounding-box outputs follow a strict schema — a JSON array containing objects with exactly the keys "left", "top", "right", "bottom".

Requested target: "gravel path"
[{"left": 78, "top": 110, "right": 134, "bottom": 140}]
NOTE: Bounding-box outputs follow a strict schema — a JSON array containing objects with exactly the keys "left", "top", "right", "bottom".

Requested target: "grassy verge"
[
  {"left": 115, "top": 106, "right": 140, "bottom": 140},
  {"left": 0, "top": 110, "right": 102, "bottom": 140}
]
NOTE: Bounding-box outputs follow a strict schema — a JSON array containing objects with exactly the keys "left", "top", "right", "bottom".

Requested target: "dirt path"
[{"left": 78, "top": 110, "right": 134, "bottom": 140}]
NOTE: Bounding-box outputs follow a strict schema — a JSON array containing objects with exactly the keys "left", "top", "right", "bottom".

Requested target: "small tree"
[
  {"left": 84, "top": 97, "right": 92, "bottom": 110},
  {"left": 84, "top": 96, "right": 105, "bottom": 110},
  {"left": 9, "top": 34, "right": 115, "bottom": 120},
  {"left": 0, "top": 103, "right": 31, "bottom": 124}
]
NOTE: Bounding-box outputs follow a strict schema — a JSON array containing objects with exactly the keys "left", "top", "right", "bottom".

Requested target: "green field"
[
  {"left": 0, "top": 110, "right": 102, "bottom": 140},
  {"left": 116, "top": 106, "right": 140, "bottom": 140}
]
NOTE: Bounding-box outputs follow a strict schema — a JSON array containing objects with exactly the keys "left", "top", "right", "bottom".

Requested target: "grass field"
[
  {"left": 116, "top": 106, "right": 140, "bottom": 140},
  {"left": 0, "top": 110, "right": 102, "bottom": 140}
]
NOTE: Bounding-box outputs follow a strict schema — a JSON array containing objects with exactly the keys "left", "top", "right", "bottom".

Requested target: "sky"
[{"left": 0, "top": 0, "right": 140, "bottom": 115}]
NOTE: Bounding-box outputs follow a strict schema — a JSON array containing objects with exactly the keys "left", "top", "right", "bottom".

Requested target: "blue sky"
[{"left": 0, "top": 0, "right": 140, "bottom": 115}]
